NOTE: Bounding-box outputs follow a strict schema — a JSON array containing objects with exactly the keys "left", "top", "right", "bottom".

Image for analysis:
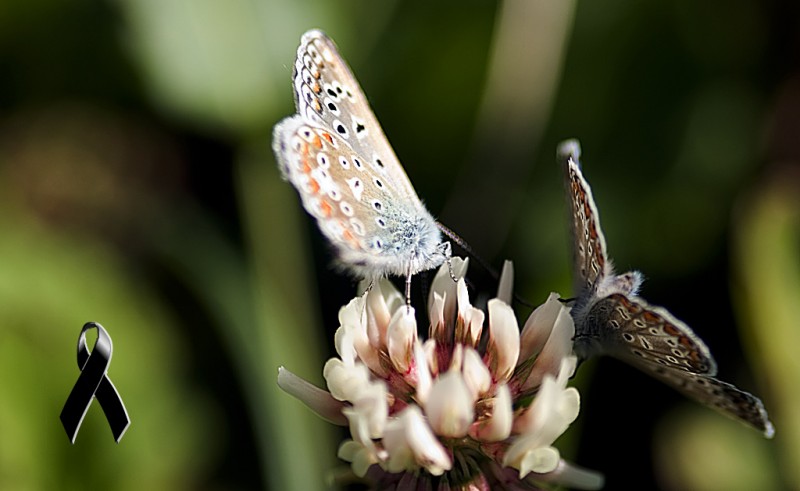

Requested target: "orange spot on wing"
[
  {"left": 308, "top": 178, "right": 320, "bottom": 195},
  {"left": 311, "top": 135, "right": 323, "bottom": 150},
  {"left": 642, "top": 311, "right": 660, "bottom": 323},
  {"left": 342, "top": 229, "right": 360, "bottom": 248},
  {"left": 321, "top": 132, "right": 333, "bottom": 145},
  {"left": 300, "top": 156, "right": 312, "bottom": 173},
  {"left": 319, "top": 199, "right": 332, "bottom": 217},
  {"left": 663, "top": 324, "right": 680, "bottom": 336}
]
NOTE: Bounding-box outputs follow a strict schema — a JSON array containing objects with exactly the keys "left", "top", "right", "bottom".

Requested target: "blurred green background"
[{"left": 0, "top": 0, "right": 797, "bottom": 489}]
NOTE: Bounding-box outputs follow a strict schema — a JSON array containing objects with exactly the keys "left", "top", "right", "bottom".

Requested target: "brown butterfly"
[{"left": 559, "top": 139, "right": 773, "bottom": 437}]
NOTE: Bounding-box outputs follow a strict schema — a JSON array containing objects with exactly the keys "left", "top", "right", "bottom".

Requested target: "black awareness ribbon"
[{"left": 60, "top": 322, "right": 130, "bottom": 443}]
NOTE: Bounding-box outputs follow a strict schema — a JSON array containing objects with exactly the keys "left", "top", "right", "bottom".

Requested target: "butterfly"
[
  {"left": 558, "top": 139, "right": 774, "bottom": 437},
  {"left": 272, "top": 29, "right": 450, "bottom": 301}
]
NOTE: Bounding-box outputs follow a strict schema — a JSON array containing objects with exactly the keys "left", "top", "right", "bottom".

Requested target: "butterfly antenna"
[
  {"left": 436, "top": 222, "right": 497, "bottom": 277},
  {"left": 436, "top": 222, "right": 535, "bottom": 309}
]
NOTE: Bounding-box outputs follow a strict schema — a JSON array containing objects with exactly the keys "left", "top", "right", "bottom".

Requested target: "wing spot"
[
  {"left": 350, "top": 218, "right": 365, "bottom": 236},
  {"left": 340, "top": 201, "right": 354, "bottom": 217},
  {"left": 622, "top": 333, "right": 635, "bottom": 343},
  {"left": 374, "top": 178, "right": 384, "bottom": 189},
  {"left": 334, "top": 120, "right": 348, "bottom": 137},
  {"left": 322, "top": 98, "right": 340, "bottom": 115},
  {"left": 376, "top": 218, "right": 387, "bottom": 228},
  {"left": 317, "top": 153, "right": 330, "bottom": 168},
  {"left": 371, "top": 200, "right": 382, "bottom": 211},
  {"left": 371, "top": 238, "right": 383, "bottom": 250},
  {"left": 307, "top": 45, "right": 322, "bottom": 64},
  {"left": 353, "top": 157, "right": 363, "bottom": 169},
  {"left": 339, "top": 156, "right": 350, "bottom": 169},
  {"left": 290, "top": 136, "right": 303, "bottom": 152},
  {"left": 302, "top": 68, "right": 314, "bottom": 85}
]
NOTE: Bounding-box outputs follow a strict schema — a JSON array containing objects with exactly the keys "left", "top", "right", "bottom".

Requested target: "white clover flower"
[{"left": 278, "top": 258, "right": 604, "bottom": 490}]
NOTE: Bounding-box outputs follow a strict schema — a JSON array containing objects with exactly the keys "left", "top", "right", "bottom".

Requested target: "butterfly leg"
[
  {"left": 437, "top": 241, "right": 458, "bottom": 283},
  {"left": 404, "top": 274, "right": 412, "bottom": 307}
]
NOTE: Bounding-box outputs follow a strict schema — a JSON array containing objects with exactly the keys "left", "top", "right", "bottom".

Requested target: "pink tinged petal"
[
  {"left": 426, "top": 369, "right": 475, "bottom": 437},
  {"left": 519, "top": 446, "right": 561, "bottom": 476},
  {"left": 323, "top": 359, "right": 372, "bottom": 401},
  {"left": 513, "top": 358, "right": 580, "bottom": 438},
  {"left": 518, "top": 293, "right": 562, "bottom": 364},
  {"left": 429, "top": 292, "right": 446, "bottom": 341},
  {"left": 534, "top": 459, "right": 605, "bottom": 490},
  {"left": 334, "top": 296, "right": 368, "bottom": 365},
  {"left": 465, "top": 306, "right": 485, "bottom": 348},
  {"left": 366, "top": 279, "right": 403, "bottom": 348},
  {"left": 350, "top": 381, "right": 389, "bottom": 438},
  {"left": 334, "top": 294, "right": 387, "bottom": 376},
  {"left": 429, "top": 257, "right": 469, "bottom": 310},
  {"left": 343, "top": 405, "right": 377, "bottom": 446},
  {"left": 277, "top": 366, "right": 347, "bottom": 426},
  {"left": 485, "top": 299, "right": 521, "bottom": 384},
  {"left": 522, "top": 306, "right": 576, "bottom": 391},
  {"left": 462, "top": 347, "right": 491, "bottom": 399},
  {"left": 339, "top": 409, "right": 388, "bottom": 477},
  {"left": 414, "top": 341, "right": 432, "bottom": 405},
  {"left": 469, "top": 384, "right": 512, "bottom": 442},
  {"left": 383, "top": 405, "right": 452, "bottom": 475},
  {"left": 496, "top": 260, "right": 514, "bottom": 305},
  {"left": 428, "top": 258, "right": 469, "bottom": 335},
  {"left": 340, "top": 387, "right": 389, "bottom": 466},
  {"left": 504, "top": 419, "right": 564, "bottom": 475},
  {"left": 337, "top": 440, "right": 380, "bottom": 478},
  {"left": 387, "top": 306, "right": 418, "bottom": 373},
  {"left": 455, "top": 280, "right": 484, "bottom": 347},
  {"left": 423, "top": 338, "right": 439, "bottom": 377}
]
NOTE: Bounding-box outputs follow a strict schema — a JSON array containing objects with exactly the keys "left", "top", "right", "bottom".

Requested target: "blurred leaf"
[{"left": 115, "top": 0, "right": 347, "bottom": 133}]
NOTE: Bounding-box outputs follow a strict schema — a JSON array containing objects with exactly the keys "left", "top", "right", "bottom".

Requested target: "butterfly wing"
[
  {"left": 273, "top": 116, "right": 442, "bottom": 279},
  {"left": 582, "top": 293, "right": 717, "bottom": 375},
  {"left": 558, "top": 140, "right": 611, "bottom": 299},
  {"left": 274, "top": 30, "right": 445, "bottom": 279},
  {"left": 647, "top": 367, "right": 775, "bottom": 437},
  {"left": 580, "top": 293, "right": 773, "bottom": 435},
  {"left": 291, "top": 29, "right": 422, "bottom": 204}
]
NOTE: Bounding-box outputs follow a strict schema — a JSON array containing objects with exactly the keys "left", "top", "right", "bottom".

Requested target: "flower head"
[{"left": 278, "top": 259, "right": 603, "bottom": 490}]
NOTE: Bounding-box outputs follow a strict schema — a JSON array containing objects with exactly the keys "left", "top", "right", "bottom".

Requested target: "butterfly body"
[
  {"left": 558, "top": 139, "right": 773, "bottom": 437},
  {"left": 273, "top": 30, "right": 447, "bottom": 283}
]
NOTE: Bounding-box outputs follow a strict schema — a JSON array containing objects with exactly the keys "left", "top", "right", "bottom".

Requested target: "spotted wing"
[
  {"left": 581, "top": 293, "right": 774, "bottom": 435},
  {"left": 646, "top": 366, "right": 774, "bottom": 437},
  {"left": 582, "top": 293, "right": 717, "bottom": 374},
  {"left": 558, "top": 140, "right": 610, "bottom": 298},
  {"left": 272, "top": 116, "right": 435, "bottom": 277},
  {"left": 291, "top": 29, "right": 421, "bottom": 203}
]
